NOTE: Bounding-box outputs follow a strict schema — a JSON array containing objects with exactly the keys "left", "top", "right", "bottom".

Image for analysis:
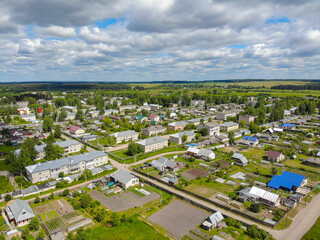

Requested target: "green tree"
[
  {"left": 95, "top": 209, "right": 107, "bottom": 222},
  {"left": 62, "top": 189, "right": 70, "bottom": 197},
  {"left": 127, "top": 143, "right": 142, "bottom": 156},
  {"left": 43, "top": 116, "right": 54, "bottom": 132},
  {"left": 239, "top": 120, "right": 246, "bottom": 128},
  {"left": 250, "top": 203, "right": 262, "bottom": 213},
  {"left": 228, "top": 132, "right": 235, "bottom": 145},
  {"left": 4, "top": 113, "right": 12, "bottom": 124},
  {"left": 198, "top": 127, "right": 209, "bottom": 136},
  {"left": 48, "top": 193, "right": 55, "bottom": 200},
  {"left": 5, "top": 194, "right": 12, "bottom": 202},
  {"left": 271, "top": 167, "right": 277, "bottom": 176},
  {"left": 54, "top": 125, "right": 62, "bottom": 138},
  {"left": 45, "top": 142, "right": 64, "bottom": 160},
  {"left": 76, "top": 109, "right": 84, "bottom": 121},
  {"left": 79, "top": 193, "right": 92, "bottom": 208},
  {"left": 28, "top": 217, "right": 40, "bottom": 231},
  {"left": 195, "top": 133, "right": 201, "bottom": 140},
  {"left": 58, "top": 110, "right": 67, "bottom": 121},
  {"left": 34, "top": 196, "right": 40, "bottom": 204},
  {"left": 182, "top": 135, "right": 188, "bottom": 143},
  {"left": 0, "top": 234, "right": 5, "bottom": 240},
  {"left": 249, "top": 122, "right": 260, "bottom": 133}
]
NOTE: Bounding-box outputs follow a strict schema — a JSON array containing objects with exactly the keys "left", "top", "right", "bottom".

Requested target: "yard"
[
  {"left": 110, "top": 146, "right": 186, "bottom": 164},
  {"left": 89, "top": 189, "right": 160, "bottom": 212},
  {"left": 33, "top": 199, "right": 90, "bottom": 234},
  {"left": 148, "top": 200, "right": 209, "bottom": 239},
  {"left": 0, "top": 176, "right": 14, "bottom": 194},
  {"left": 85, "top": 220, "right": 169, "bottom": 240}
]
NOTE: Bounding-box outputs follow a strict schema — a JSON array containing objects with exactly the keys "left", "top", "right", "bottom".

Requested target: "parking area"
[
  {"left": 181, "top": 168, "right": 208, "bottom": 180},
  {"left": 148, "top": 200, "right": 208, "bottom": 239},
  {"left": 89, "top": 189, "right": 160, "bottom": 212}
]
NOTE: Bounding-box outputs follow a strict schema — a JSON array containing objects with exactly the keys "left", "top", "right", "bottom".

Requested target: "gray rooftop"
[
  {"left": 111, "top": 130, "right": 138, "bottom": 138},
  {"left": 137, "top": 136, "right": 167, "bottom": 146},
  {"left": 7, "top": 199, "right": 35, "bottom": 222},
  {"left": 170, "top": 131, "right": 196, "bottom": 138},
  {"left": 111, "top": 169, "right": 136, "bottom": 185},
  {"left": 168, "top": 121, "right": 188, "bottom": 126},
  {"left": 26, "top": 151, "right": 107, "bottom": 174},
  {"left": 220, "top": 122, "right": 238, "bottom": 127}
]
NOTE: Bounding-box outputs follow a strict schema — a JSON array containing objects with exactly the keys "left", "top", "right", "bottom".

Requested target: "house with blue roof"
[
  {"left": 267, "top": 171, "right": 306, "bottom": 191},
  {"left": 279, "top": 123, "right": 296, "bottom": 130}
]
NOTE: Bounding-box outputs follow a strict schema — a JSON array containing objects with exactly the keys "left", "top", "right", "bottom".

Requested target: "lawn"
[
  {"left": 0, "top": 176, "right": 14, "bottom": 194},
  {"left": 0, "top": 144, "right": 15, "bottom": 154},
  {"left": 111, "top": 146, "right": 186, "bottom": 164},
  {"left": 284, "top": 159, "right": 320, "bottom": 173},
  {"left": 185, "top": 179, "right": 235, "bottom": 198},
  {"left": 0, "top": 160, "right": 11, "bottom": 171},
  {"left": 242, "top": 148, "right": 266, "bottom": 160},
  {"left": 86, "top": 221, "right": 169, "bottom": 240},
  {"left": 302, "top": 216, "right": 320, "bottom": 240}
]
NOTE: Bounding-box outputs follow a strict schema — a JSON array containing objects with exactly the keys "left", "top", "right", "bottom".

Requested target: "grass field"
[
  {"left": 302, "top": 216, "right": 320, "bottom": 240},
  {"left": 0, "top": 176, "right": 14, "bottom": 194},
  {"left": 0, "top": 161, "right": 10, "bottom": 171},
  {"left": 111, "top": 146, "right": 186, "bottom": 164},
  {"left": 204, "top": 80, "right": 311, "bottom": 88},
  {"left": 86, "top": 221, "right": 169, "bottom": 240}
]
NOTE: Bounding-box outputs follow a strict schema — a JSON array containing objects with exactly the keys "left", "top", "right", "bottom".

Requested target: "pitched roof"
[
  {"left": 111, "top": 170, "right": 136, "bottom": 185},
  {"left": 249, "top": 186, "right": 279, "bottom": 204},
  {"left": 26, "top": 151, "right": 107, "bottom": 174},
  {"left": 242, "top": 136, "right": 258, "bottom": 142},
  {"left": 232, "top": 153, "right": 248, "bottom": 164},
  {"left": 168, "top": 121, "right": 187, "bottom": 127},
  {"left": 111, "top": 130, "right": 138, "bottom": 138},
  {"left": 70, "top": 126, "right": 80, "bottom": 132},
  {"left": 7, "top": 199, "right": 35, "bottom": 222},
  {"left": 137, "top": 136, "right": 167, "bottom": 146},
  {"left": 170, "top": 131, "right": 196, "bottom": 138},
  {"left": 268, "top": 150, "right": 282, "bottom": 159},
  {"left": 268, "top": 171, "right": 305, "bottom": 191},
  {"left": 208, "top": 211, "right": 224, "bottom": 225}
]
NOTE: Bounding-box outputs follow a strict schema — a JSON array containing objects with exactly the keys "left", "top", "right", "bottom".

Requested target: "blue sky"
[{"left": 0, "top": 0, "right": 319, "bottom": 82}]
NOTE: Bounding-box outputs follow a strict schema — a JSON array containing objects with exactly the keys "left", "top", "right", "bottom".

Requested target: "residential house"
[
  {"left": 268, "top": 171, "right": 307, "bottom": 191},
  {"left": 16, "top": 101, "right": 29, "bottom": 108},
  {"left": 220, "top": 122, "right": 239, "bottom": 132},
  {"left": 170, "top": 131, "right": 196, "bottom": 144},
  {"left": 111, "top": 170, "right": 139, "bottom": 189},
  {"left": 191, "top": 100, "right": 205, "bottom": 106},
  {"left": 136, "top": 114, "right": 147, "bottom": 123},
  {"left": 255, "top": 133, "right": 271, "bottom": 141},
  {"left": 18, "top": 107, "right": 30, "bottom": 115},
  {"left": 82, "top": 134, "right": 98, "bottom": 143},
  {"left": 303, "top": 158, "right": 320, "bottom": 167},
  {"left": 216, "top": 110, "right": 242, "bottom": 120},
  {"left": 149, "top": 104, "right": 162, "bottom": 110},
  {"left": 267, "top": 151, "right": 285, "bottom": 162},
  {"left": 110, "top": 130, "right": 139, "bottom": 143},
  {"left": 65, "top": 112, "right": 76, "bottom": 120},
  {"left": 197, "top": 122, "right": 220, "bottom": 136},
  {"left": 137, "top": 136, "right": 168, "bottom": 153},
  {"left": 26, "top": 151, "right": 108, "bottom": 183},
  {"left": 105, "top": 109, "right": 119, "bottom": 115},
  {"left": 62, "top": 106, "right": 77, "bottom": 113},
  {"left": 150, "top": 114, "right": 160, "bottom": 122},
  {"left": 240, "top": 136, "right": 259, "bottom": 146},
  {"left": 5, "top": 199, "right": 35, "bottom": 226},
  {"left": 37, "top": 99, "right": 46, "bottom": 105},
  {"left": 168, "top": 121, "right": 188, "bottom": 131},
  {"left": 239, "top": 186, "right": 280, "bottom": 207},
  {"left": 186, "top": 118, "right": 203, "bottom": 126},
  {"left": 279, "top": 123, "right": 296, "bottom": 130},
  {"left": 142, "top": 125, "right": 167, "bottom": 136},
  {"left": 151, "top": 156, "right": 178, "bottom": 172},
  {"left": 201, "top": 211, "right": 224, "bottom": 230},
  {"left": 20, "top": 114, "right": 36, "bottom": 122},
  {"left": 119, "top": 105, "right": 137, "bottom": 112},
  {"left": 239, "top": 115, "right": 256, "bottom": 125},
  {"left": 232, "top": 153, "right": 248, "bottom": 166},
  {"left": 187, "top": 147, "right": 215, "bottom": 160},
  {"left": 70, "top": 126, "right": 85, "bottom": 135}
]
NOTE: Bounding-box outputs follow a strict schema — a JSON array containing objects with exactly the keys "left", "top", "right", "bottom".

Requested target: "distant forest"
[
  {"left": 0, "top": 82, "right": 131, "bottom": 92},
  {"left": 271, "top": 83, "right": 320, "bottom": 90}
]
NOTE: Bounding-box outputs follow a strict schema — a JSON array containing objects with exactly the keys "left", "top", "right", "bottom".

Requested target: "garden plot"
[
  {"left": 148, "top": 200, "right": 208, "bottom": 239},
  {"left": 181, "top": 168, "right": 208, "bottom": 180},
  {"left": 89, "top": 189, "right": 160, "bottom": 212},
  {"left": 33, "top": 199, "right": 90, "bottom": 234}
]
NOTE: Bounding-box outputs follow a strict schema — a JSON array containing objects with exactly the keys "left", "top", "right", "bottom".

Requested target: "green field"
[
  {"left": 110, "top": 146, "right": 186, "bottom": 164},
  {"left": 86, "top": 221, "right": 169, "bottom": 240},
  {"left": 0, "top": 176, "right": 14, "bottom": 194},
  {"left": 302, "top": 216, "right": 320, "bottom": 240}
]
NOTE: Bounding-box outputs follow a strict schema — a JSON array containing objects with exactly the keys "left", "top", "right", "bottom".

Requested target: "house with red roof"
[
  {"left": 267, "top": 150, "right": 285, "bottom": 162},
  {"left": 150, "top": 114, "right": 159, "bottom": 122},
  {"left": 70, "top": 126, "right": 85, "bottom": 135}
]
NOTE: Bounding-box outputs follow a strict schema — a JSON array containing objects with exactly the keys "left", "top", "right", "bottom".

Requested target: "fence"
[{"left": 134, "top": 167, "right": 279, "bottom": 228}]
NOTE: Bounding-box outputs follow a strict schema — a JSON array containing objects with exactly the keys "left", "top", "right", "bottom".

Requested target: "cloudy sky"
[{"left": 0, "top": 0, "right": 319, "bottom": 82}]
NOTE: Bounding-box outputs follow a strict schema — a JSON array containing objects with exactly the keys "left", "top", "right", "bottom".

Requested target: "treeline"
[
  {"left": 0, "top": 82, "right": 131, "bottom": 92},
  {"left": 271, "top": 83, "right": 320, "bottom": 90}
]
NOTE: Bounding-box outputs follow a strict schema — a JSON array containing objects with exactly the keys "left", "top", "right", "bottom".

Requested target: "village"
[{"left": 0, "top": 89, "right": 319, "bottom": 240}]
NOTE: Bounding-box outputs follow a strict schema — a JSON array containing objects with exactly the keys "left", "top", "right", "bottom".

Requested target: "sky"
[{"left": 0, "top": 0, "right": 319, "bottom": 82}]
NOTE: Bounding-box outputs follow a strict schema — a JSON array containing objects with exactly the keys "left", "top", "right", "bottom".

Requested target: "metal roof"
[
  {"left": 170, "top": 131, "right": 196, "bottom": 138},
  {"left": 7, "top": 199, "right": 35, "bottom": 222},
  {"left": 249, "top": 186, "right": 279, "bottom": 203},
  {"left": 111, "top": 130, "right": 138, "bottom": 138},
  {"left": 26, "top": 151, "right": 107, "bottom": 174},
  {"left": 137, "top": 136, "right": 167, "bottom": 146},
  {"left": 220, "top": 122, "right": 238, "bottom": 127},
  {"left": 111, "top": 169, "right": 136, "bottom": 185},
  {"left": 268, "top": 171, "right": 305, "bottom": 191}
]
